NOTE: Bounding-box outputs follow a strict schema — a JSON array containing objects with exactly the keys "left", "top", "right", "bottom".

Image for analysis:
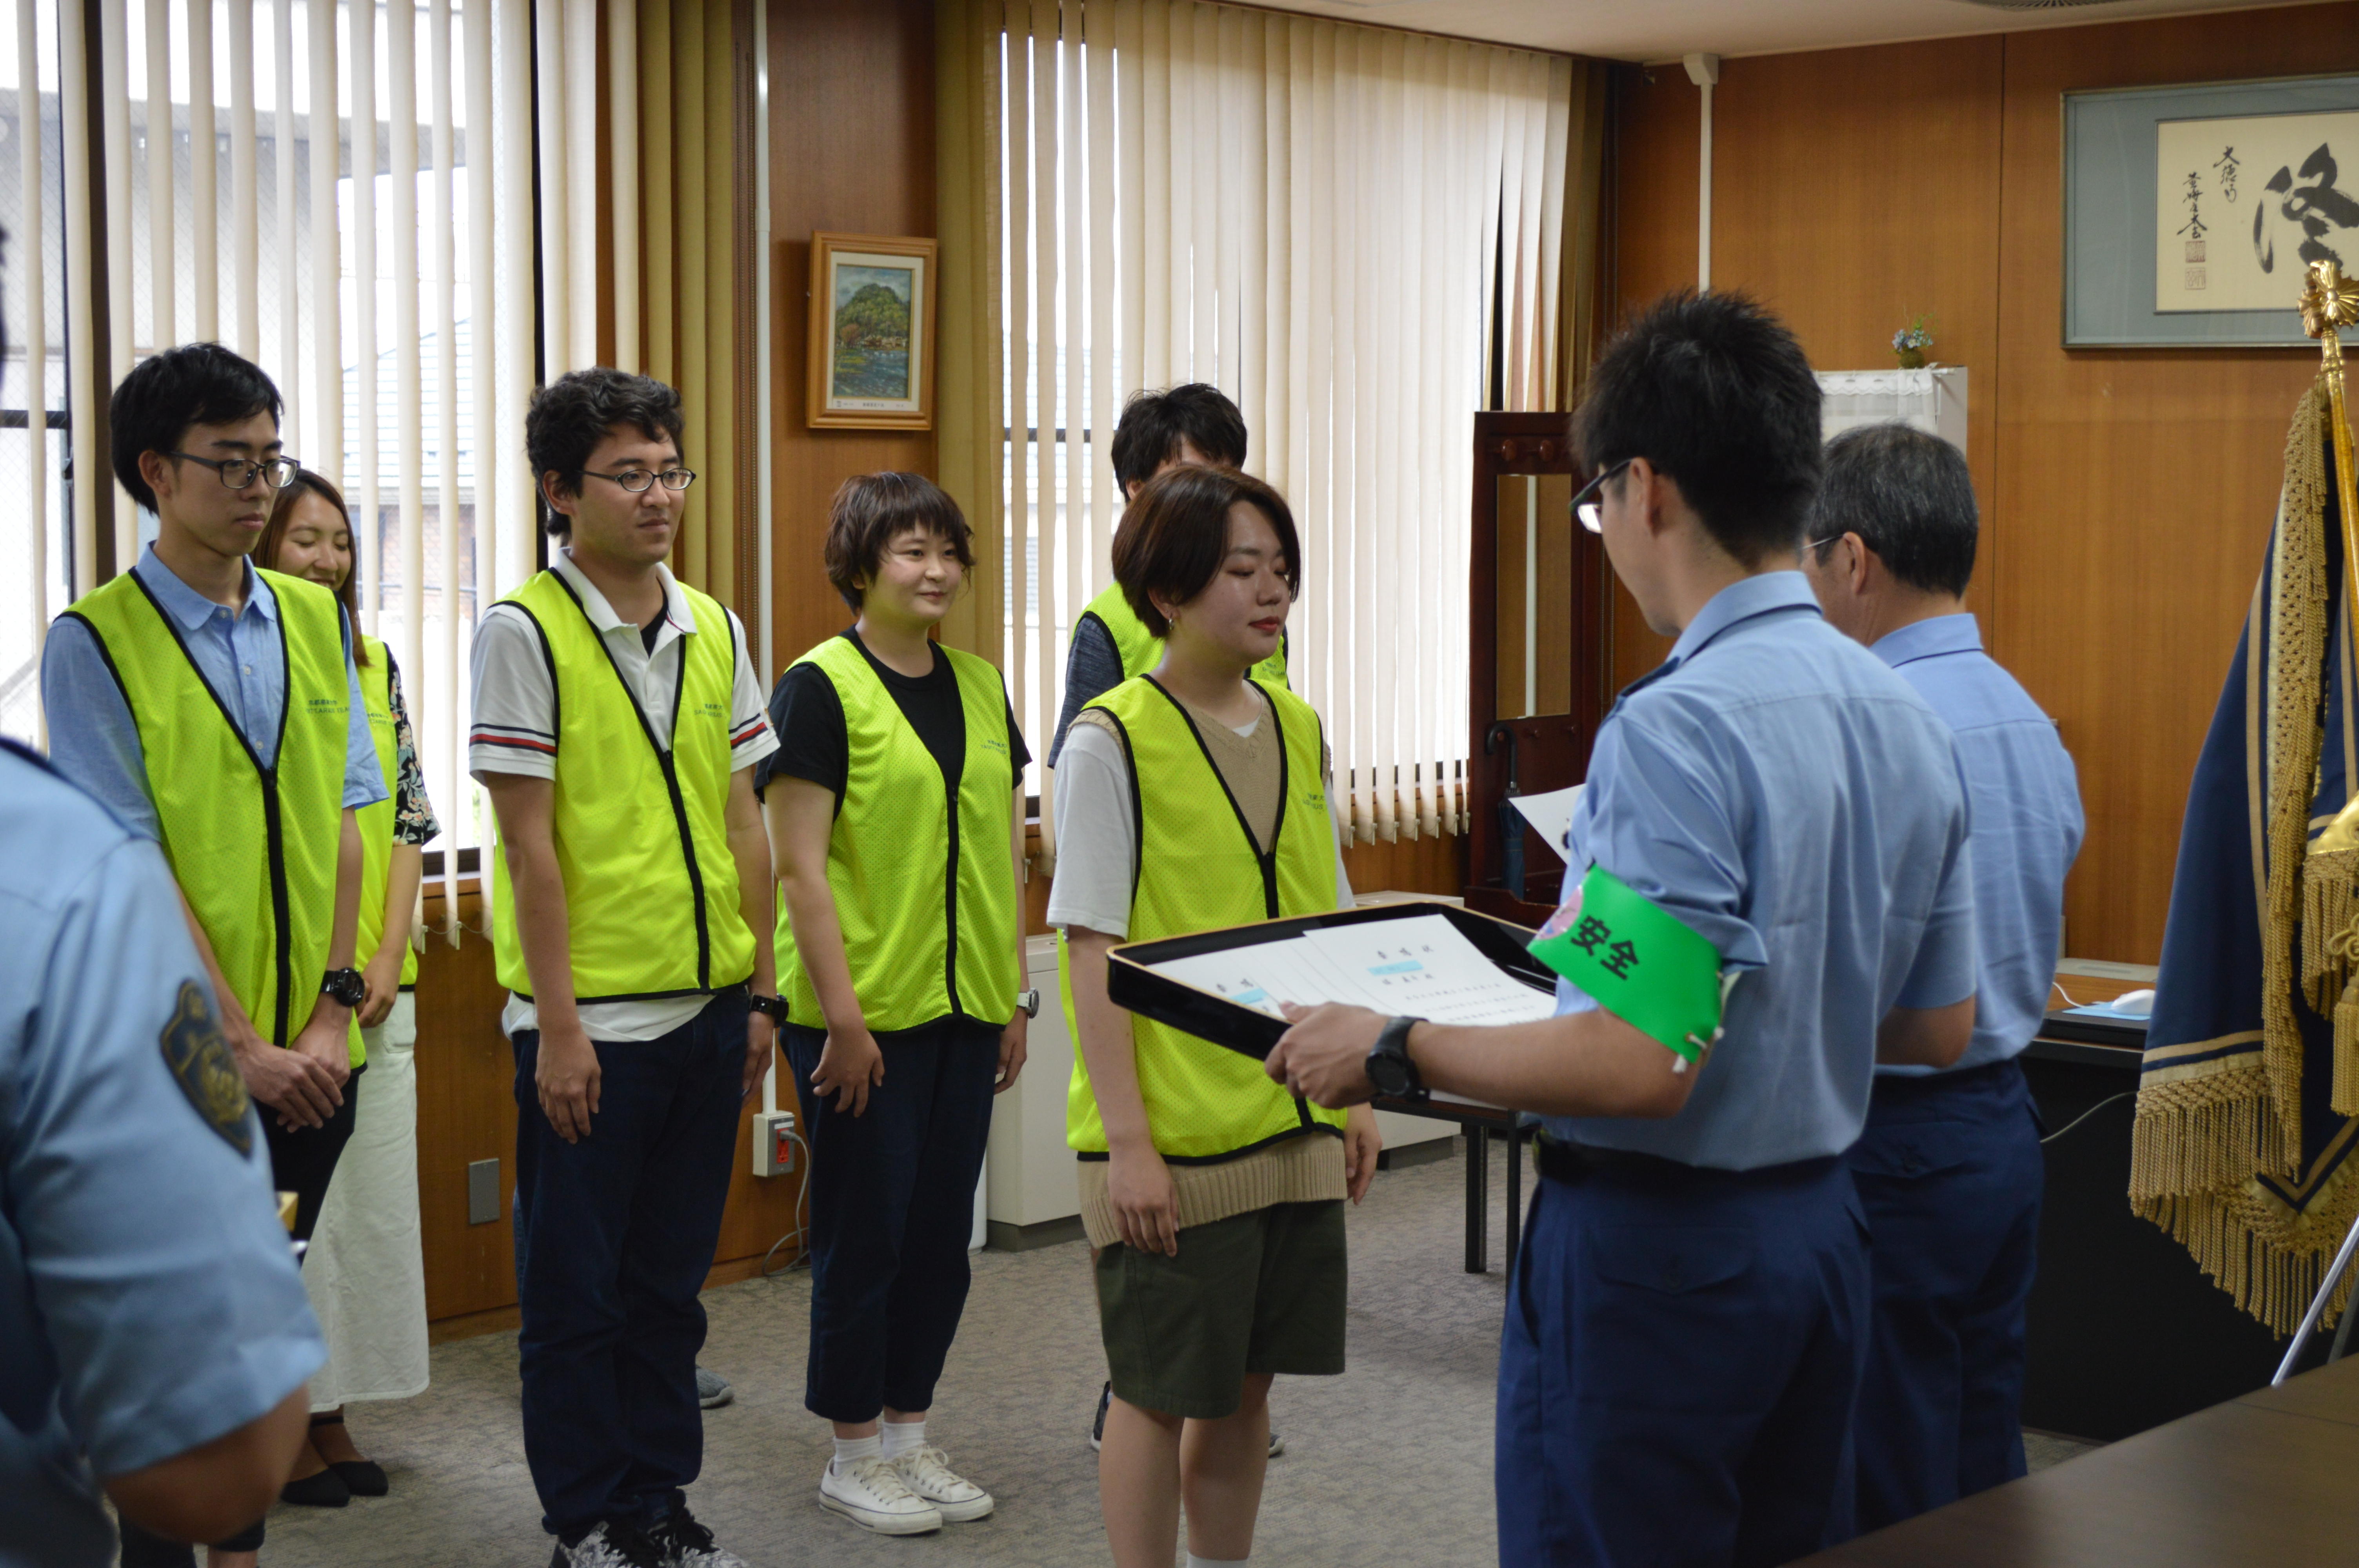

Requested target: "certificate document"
[{"left": 1145, "top": 913, "right": 1558, "bottom": 1029}]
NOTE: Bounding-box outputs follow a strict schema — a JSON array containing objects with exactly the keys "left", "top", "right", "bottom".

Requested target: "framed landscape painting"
[
  {"left": 2063, "top": 74, "right": 2359, "bottom": 347},
  {"left": 808, "top": 232, "right": 937, "bottom": 430}
]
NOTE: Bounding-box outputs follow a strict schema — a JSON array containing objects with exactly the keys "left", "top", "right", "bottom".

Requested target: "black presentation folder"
[{"left": 1106, "top": 899, "right": 1552, "bottom": 1061}]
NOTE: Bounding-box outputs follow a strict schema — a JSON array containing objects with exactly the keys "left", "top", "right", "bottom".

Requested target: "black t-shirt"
[{"left": 755, "top": 629, "right": 1030, "bottom": 808}]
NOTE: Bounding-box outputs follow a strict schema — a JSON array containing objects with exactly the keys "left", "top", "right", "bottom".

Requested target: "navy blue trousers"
[
  {"left": 511, "top": 990, "right": 746, "bottom": 1541},
  {"left": 1848, "top": 1058, "right": 2044, "bottom": 1533},
  {"left": 785, "top": 1016, "right": 998, "bottom": 1425},
  {"left": 1496, "top": 1151, "right": 1870, "bottom": 1568}
]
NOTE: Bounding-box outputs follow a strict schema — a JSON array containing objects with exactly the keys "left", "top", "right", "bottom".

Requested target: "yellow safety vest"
[
  {"left": 1078, "top": 582, "right": 1290, "bottom": 690},
  {"left": 1065, "top": 674, "right": 1345, "bottom": 1161},
  {"left": 490, "top": 571, "right": 755, "bottom": 1002},
  {"left": 777, "top": 636, "right": 1020, "bottom": 1032},
  {"left": 63, "top": 567, "right": 362, "bottom": 1063},
  {"left": 355, "top": 636, "right": 419, "bottom": 989}
]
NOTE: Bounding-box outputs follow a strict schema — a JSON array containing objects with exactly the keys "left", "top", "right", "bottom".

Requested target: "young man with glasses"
[
  {"left": 469, "top": 367, "right": 778, "bottom": 1568},
  {"left": 42, "top": 341, "right": 385, "bottom": 1568},
  {"left": 1265, "top": 292, "right": 1983, "bottom": 1567}
]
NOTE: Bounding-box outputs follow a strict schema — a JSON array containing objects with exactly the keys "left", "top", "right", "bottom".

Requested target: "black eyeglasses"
[
  {"left": 1570, "top": 458, "right": 1632, "bottom": 534},
  {"left": 581, "top": 466, "right": 697, "bottom": 494},
  {"left": 169, "top": 452, "right": 300, "bottom": 491}
]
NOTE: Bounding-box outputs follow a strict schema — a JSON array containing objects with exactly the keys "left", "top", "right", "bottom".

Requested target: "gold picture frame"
[{"left": 807, "top": 231, "right": 936, "bottom": 430}]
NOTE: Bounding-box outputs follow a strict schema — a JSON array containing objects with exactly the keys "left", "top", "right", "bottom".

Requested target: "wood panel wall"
[
  {"left": 1605, "top": 3, "right": 2359, "bottom": 965},
  {"left": 765, "top": 0, "right": 940, "bottom": 676}
]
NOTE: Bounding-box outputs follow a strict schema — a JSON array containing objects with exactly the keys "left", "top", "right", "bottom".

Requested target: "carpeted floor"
[{"left": 256, "top": 1140, "right": 2101, "bottom": 1567}]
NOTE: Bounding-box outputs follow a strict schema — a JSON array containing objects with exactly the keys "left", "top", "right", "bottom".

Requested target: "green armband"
[{"left": 1528, "top": 866, "right": 1730, "bottom": 1068}]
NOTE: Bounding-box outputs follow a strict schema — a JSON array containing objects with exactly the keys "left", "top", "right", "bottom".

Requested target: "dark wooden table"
[
  {"left": 1792, "top": 1350, "right": 2359, "bottom": 1565},
  {"left": 1374, "top": 1094, "right": 1531, "bottom": 1275}
]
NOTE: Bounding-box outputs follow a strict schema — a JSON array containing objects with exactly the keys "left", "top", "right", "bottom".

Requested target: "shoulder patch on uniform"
[{"left": 160, "top": 980, "right": 255, "bottom": 1155}]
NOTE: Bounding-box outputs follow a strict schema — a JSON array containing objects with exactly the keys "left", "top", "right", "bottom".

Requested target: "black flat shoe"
[
  {"left": 330, "top": 1458, "right": 389, "bottom": 1497},
  {"left": 280, "top": 1466, "right": 352, "bottom": 1508}
]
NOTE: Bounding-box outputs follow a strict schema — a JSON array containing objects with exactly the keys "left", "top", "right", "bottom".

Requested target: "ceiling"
[{"left": 1248, "top": 0, "right": 2326, "bottom": 64}]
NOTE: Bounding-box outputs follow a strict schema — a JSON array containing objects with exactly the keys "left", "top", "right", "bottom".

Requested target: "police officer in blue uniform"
[
  {"left": 0, "top": 738, "right": 327, "bottom": 1567},
  {"left": 1266, "top": 291, "right": 1982, "bottom": 1568},
  {"left": 1801, "top": 424, "right": 2084, "bottom": 1529}
]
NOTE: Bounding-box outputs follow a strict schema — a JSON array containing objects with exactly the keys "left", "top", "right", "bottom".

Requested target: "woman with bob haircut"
[
  {"left": 1050, "top": 463, "right": 1381, "bottom": 1568},
  {"left": 758, "top": 471, "right": 1032, "bottom": 1538},
  {"left": 253, "top": 470, "right": 437, "bottom": 1508}
]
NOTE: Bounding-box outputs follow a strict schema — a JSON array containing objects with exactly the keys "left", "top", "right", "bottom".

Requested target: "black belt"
[{"left": 1535, "top": 1136, "right": 1840, "bottom": 1189}]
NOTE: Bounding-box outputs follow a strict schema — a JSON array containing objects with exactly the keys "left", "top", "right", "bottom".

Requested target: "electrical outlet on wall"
[{"left": 753, "top": 1110, "right": 797, "bottom": 1178}]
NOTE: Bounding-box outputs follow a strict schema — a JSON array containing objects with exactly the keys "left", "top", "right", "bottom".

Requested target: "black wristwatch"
[
  {"left": 321, "top": 968, "right": 367, "bottom": 1009},
  {"left": 748, "top": 994, "right": 789, "bottom": 1026},
  {"left": 1365, "top": 1015, "right": 1428, "bottom": 1103}
]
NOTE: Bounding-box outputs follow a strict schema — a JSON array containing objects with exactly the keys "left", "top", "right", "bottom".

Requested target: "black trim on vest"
[
  {"left": 1133, "top": 676, "right": 1314, "bottom": 1136},
  {"left": 1090, "top": 708, "right": 1148, "bottom": 909},
  {"left": 548, "top": 573, "right": 712, "bottom": 991},
  {"left": 121, "top": 575, "right": 302, "bottom": 1048},
  {"left": 1140, "top": 675, "right": 1291, "bottom": 919},
  {"left": 503, "top": 602, "right": 563, "bottom": 750},
  {"left": 1072, "top": 1122, "right": 1343, "bottom": 1166}
]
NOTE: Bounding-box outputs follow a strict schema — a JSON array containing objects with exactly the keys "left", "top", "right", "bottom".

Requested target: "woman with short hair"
[
  {"left": 1052, "top": 464, "right": 1382, "bottom": 1568},
  {"left": 760, "top": 473, "right": 1031, "bottom": 1537}
]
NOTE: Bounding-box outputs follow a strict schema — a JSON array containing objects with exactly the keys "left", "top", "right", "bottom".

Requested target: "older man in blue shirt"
[
  {"left": 0, "top": 739, "right": 326, "bottom": 1567},
  {"left": 1269, "top": 292, "right": 1980, "bottom": 1567},
  {"left": 1802, "top": 423, "right": 2085, "bottom": 1532}
]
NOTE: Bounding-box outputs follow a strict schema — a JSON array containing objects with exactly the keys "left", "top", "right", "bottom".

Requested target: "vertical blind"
[
  {"left": 20, "top": 0, "right": 543, "bottom": 933},
  {"left": 987, "top": 0, "right": 1573, "bottom": 844}
]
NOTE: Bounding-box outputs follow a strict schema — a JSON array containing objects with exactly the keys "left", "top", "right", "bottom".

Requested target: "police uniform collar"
[
  {"left": 1870, "top": 612, "right": 1982, "bottom": 670},
  {"left": 1663, "top": 571, "right": 1820, "bottom": 668},
  {"left": 552, "top": 547, "right": 695, "bottom": 639},
  {"left": 134, "top": 543, "right": 278, "bottom": 630}
]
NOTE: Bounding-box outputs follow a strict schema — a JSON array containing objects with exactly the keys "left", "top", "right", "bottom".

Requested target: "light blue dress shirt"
[
  {"left": 1548, "top": 573, "right": 1980, "bottom": 1169},
  {"left": 1872, "top": 613, "right": 2083, "bottom": 1076},
  {"left": 0, "top": 744, "right": 324, "bottom": 1568},
  {"left": 40, "top": 544, "right": 386, "bottom": 840}
]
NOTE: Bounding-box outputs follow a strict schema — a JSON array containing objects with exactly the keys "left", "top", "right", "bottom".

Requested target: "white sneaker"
[
  {"left": 891, "top": 1445, "right": 995, "bottom": 1523},
  {"left": 818, "top": 1455, "right": 944, "bottom": 1535}
]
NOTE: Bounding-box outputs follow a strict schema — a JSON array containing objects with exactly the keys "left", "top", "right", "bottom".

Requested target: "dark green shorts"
[{"left": 1095, "top": 1200, "right": 1348, "bottom": 1420}]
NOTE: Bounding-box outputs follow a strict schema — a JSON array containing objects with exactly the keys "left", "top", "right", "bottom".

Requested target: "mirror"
[{"left": 1494, "top": 472, "right": 1578, "bottom": 720}]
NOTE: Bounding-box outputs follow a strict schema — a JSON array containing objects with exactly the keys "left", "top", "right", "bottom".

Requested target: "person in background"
[
  {"left": 1047, "top": 382, "right": 1295, "bottom": 1460},
  {"left": 1800, "top": 423, "right": 2084, "bottom": 1530},
  {"left": 761, "top": 472, "right": 1031, "bottom": 1537},
  {"left": 1263, "top": 291, "right": 1982, "bottom": 1568},
  {"left": 471, "top": 367, "right": 777, "bottom": 1568},
  {"left": 42, "top": 342, "right": 384, "bottom": 1568},
  {"left": 258, "top": 470, "right": 440, "bottom": 1506},
  {"left": 0, "top": 738, "right": 325, "bottom": 1568},
  {"left": 1055, "top": 464, "right": 1382, "bottom": 1568}
]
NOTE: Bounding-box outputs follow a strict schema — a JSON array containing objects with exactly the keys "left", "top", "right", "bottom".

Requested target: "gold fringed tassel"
[
  {"left": 2304, "top": 849, "right": 2359, "bottom": 1013},
  {"left": 2140, "top": 1189, "right": 2359, "bottom": 1338},
  {"left": 2129, "top": 1073, "right": 2277, "bottom": 1203},
  {"left": 2337, "top": 970, "right": 2359, "bottom": 1117}
]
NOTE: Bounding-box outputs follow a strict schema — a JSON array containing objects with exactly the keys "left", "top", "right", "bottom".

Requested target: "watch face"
[{"left": 1366, "top": 1050, "right": 1410, "bottom": 1098}]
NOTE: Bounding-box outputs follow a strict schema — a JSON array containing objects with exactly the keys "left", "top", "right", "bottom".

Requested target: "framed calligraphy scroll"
[{"left": 2065, "top": 74, "right": 2359, "bottom": 347}]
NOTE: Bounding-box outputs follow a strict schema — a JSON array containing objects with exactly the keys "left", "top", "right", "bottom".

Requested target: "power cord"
[
  {"left": 760, "top": 1125, "right": 817, "bottom": 1278},
  {"left": 2040, "top": 1091, "right": 2134, "bottom": 1146}
]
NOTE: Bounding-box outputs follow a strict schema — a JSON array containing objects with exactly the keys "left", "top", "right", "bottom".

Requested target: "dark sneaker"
[
  {"left": 549, "top": 1521, "right": 665, "bottom": 1568},
  {"left": 1090, "top": 1381, "right": 1112, "bottom": 1451},
  {"left": 651, "top": 1503, "right": 749, "bottom": 1568}
]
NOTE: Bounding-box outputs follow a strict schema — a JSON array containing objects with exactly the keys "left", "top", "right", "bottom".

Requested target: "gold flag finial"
[{"left": 2304, "top": 259, "right": 2359, "bottom": 346}]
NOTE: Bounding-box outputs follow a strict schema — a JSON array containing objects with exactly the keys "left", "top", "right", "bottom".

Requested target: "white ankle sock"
[
  {"left": 880, "top": 1417, "right": 927, "bottom": 1458},
  {"left": 831, "top": 1434, "right": 882, "bottom": 1475},
  {"left": 1186, "top": 1555, "right": 1248, "bottom": 1568}
]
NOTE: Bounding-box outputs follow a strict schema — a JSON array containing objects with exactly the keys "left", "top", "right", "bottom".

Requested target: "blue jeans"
[
  {"left": 1848, "top": 1058, "right": 2044, "bottom": 1532},
  {"left": 511, "top": 989, "right": 747, "bottom": 1541},
  {"left": 1496, "top": 1151, "right": 1870, "bottom": 1568},
  {"left": 785, "top": 1015, "right": 998, "bottom": 1425}
]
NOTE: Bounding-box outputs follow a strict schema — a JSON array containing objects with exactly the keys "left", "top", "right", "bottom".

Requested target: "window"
[
  {"left": 16, "top": 0, "right": 541, "bottom": 920},
  {"left": 992, "top": 0, "right": 1574, "bottom": 842}
]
